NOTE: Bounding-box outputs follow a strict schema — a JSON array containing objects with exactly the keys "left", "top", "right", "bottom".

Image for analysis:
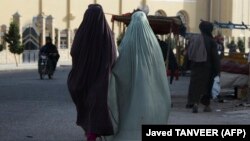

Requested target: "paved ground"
[
  {"left": 0, "top": 61, "right": 71, "bottom": 71},
  {"left": 0, "top": 66, "right": 250, "bottom": 141},
  {"left": 0, "top": 67, "right": 84, "bottom": 141},
  {"left": 169, "top": 76, "right": 250, "bottom": 124}
]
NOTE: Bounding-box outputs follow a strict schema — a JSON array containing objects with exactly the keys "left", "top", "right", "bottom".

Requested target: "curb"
[{"left": 0, "top": 62, "right": 71, "bottom": 71}]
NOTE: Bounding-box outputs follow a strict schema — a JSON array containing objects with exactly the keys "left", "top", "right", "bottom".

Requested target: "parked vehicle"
[{"left": 38, "top": 54, "right": 54, "bottom": 79}]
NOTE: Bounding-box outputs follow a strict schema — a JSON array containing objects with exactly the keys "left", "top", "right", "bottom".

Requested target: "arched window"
[
  {"left": 177, "top": 10, "right": 188, "bottom": 24},
  {"left": 177, "top": 10, "right": 190, "bottom": 31},
  {"left": 155, "top": 9, "right": 167, "bottom": 16},
  {"left": 22, "top": 26, "right": 39, "bottom": 50}
]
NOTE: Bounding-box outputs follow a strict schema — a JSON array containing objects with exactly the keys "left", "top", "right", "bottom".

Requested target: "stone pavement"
[
  {"left": 168, "top": 76, "right": 250, "bottom": 124},
  {"left": 0, "top": 65, "right": 250, "bottom": 141},
  {"left": 0, "top": 62, "right": 249, "bottom": 125}
]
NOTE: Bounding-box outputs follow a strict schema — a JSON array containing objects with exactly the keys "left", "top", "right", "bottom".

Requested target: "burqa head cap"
[
  {"left": 199, "top": 21, "right": 214, "bottom": 37},
  {"left": 46, "top": 36, "right": 52, "bottom": 43},
  {"left": 88, "top": 4, "right": 102, "bottom": 10}
]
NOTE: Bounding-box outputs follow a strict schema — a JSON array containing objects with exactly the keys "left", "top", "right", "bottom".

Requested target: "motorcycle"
[{"left": 38, "top": 54, "right": 54, "bottom": 79}]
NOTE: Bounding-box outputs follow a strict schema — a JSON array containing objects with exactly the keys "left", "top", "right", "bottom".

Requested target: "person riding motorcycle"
[{"left": 39, "top": 37, "right": 60, "bottom": 77}]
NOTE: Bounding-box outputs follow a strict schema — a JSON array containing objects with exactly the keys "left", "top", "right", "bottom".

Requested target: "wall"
[{"left": 1, "top": 0, "right": 250, "bottom": 64}]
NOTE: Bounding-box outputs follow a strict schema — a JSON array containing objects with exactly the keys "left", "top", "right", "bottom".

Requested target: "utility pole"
[
  {"left": 66, "top": 0, "right": 72, "bottom": 49},
  {"left": 119, "top": 0, "right": 122, "bottom": 34},
  {"left": 39, "top": 0, "right": 42, "bottom": 15},
  {"left": 38, "top": 0, "right": 45, "bottom": 46}
]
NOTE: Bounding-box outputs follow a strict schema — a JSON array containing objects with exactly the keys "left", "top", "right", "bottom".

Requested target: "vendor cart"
[
  {"left": 214, "top": 21, "right": 250, "bottom": 99},
  {"left": 111, "top": 13, "right": 186, "bottom": 36},
  {"left": 111, "top": 13, "right": 186, "bottom": 67}
]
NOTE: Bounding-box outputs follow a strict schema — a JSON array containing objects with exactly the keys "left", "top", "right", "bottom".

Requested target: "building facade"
[{"left": 0, "top": 0, "right": 249, "bottom": 64}]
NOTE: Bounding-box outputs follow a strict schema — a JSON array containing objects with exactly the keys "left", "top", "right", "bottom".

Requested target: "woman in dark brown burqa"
[
  {"left": 67, "top": 4, "right": 116, "bottom": 141},
  {"left": 186, "top": 21, "right": 220, "bottom": 113}
]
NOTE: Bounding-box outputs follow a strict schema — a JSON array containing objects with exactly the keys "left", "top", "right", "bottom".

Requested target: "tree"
[{"left": 4, "top": 21, "right": 24, "bottom": 66}]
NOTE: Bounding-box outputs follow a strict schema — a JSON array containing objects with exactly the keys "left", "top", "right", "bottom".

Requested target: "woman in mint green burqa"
[{"left": 108, "top": 11, "right": 171, "bottom": 141}]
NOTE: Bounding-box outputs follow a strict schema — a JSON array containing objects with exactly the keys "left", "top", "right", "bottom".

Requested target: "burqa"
[
  {"left": 67, "top": 4, "right": 116, "bottom": 136},
  {"left": 39, "top": 37, "right": 60, "bottom": 72},
  {"left": 108, "top": 11, "right": 171, "bottom": 141},
  {"left": 187, "top": 21, "right": 220, "bottom": 113}
]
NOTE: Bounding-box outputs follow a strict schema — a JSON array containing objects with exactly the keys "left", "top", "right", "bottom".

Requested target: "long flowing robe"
[
  {"left": 108, "top": 11, "right": 171, "bottom": 141},
  {"left": 187, "top": 21, "right": 220, "bottom": 106},
  {"left": 67, "top": 4, "right": 116, "bottom": 136},
  {"left": 187, "top": 35, "right": 220, "bottom": 106}
]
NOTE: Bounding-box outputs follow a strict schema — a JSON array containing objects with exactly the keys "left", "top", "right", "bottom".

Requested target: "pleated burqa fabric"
[
  {"left": 67, "top": 4, "right": 116, "bottom": 136},
  {"left": 108, "top": 11, "right": 171, "bottom": 141}
]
